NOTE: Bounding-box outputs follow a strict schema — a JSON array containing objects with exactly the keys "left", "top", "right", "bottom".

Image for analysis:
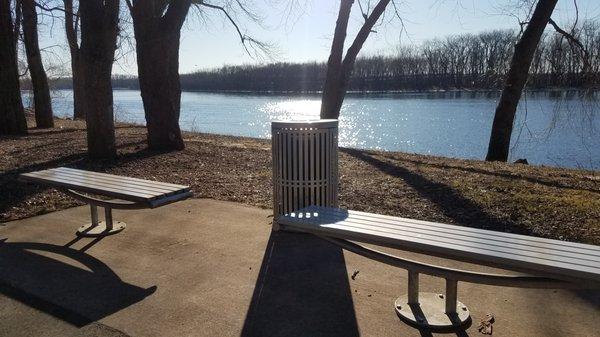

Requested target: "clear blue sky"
[{"left": 38, "top": 0, "right": 600, "bottom": 75}]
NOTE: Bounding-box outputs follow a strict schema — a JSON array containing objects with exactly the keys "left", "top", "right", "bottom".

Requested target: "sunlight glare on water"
[
  {"left": 259, "top": 99, "right": 321, "bottom": 130},
  {"left": 48, "top": 90, "right": 600, "bottom": 170}
]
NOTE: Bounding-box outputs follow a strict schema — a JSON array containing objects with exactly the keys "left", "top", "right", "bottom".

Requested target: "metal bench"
[
  {"left": 277, "top": 206, "right": 600, "bottom": 329},
  {"left": 19, "top": 167, "right": 192, "bottom": 237}
]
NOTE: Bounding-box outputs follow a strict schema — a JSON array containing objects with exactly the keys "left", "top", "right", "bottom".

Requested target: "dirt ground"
[{"left": 1, "top": 117, "right": 599, "bottom": 244}]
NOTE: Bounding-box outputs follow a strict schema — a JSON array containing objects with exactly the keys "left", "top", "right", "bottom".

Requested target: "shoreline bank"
[{"left": 1, "top": 117, "right": 598, "bottom": 244}]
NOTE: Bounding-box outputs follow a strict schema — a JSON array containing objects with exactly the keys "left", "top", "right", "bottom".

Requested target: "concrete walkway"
[{"left": 0, "top": 199, "right": 598, "bottom": 337}]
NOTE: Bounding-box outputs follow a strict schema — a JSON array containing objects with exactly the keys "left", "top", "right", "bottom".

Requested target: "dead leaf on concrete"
[{"left": 477, "top": 313, "right": 495, "bottom": 335}]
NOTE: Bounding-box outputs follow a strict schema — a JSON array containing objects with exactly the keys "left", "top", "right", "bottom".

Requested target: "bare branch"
[
  {"left": 548, "top": 17, "right": 591, "bottom": 73},
  {"left": 192, "top": 0, "right": 272, "bottom": 59},
  {"left": 35, "top": 2, "right": 76, "bottom": 16}
]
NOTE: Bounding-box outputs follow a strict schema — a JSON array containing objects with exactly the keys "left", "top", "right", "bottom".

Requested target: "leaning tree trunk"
[
  {"left": 22, "top": 0, "right": 53, "bottom": 128},
  {"left": 486, "top": 0, "right": 558, "bottom": 162},
  {"left": 79, "top": 0, "right": 119, "bottom": 160},
  {"left": 320, "top": 0, "right": 354, "bottom": 120},
  {"left": 321, "top": 0, "right": 390, "bottom": 119},
  {"left": 135, "top": 30, "right": 185, "bottom": 150},
  {"left": 0, "top": 0, "right": 27, "bottom": 135}
]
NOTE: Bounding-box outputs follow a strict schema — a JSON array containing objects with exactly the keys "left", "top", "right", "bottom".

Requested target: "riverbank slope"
[{"left": 1, "top": 118, "right": 598, "bottom": 244}]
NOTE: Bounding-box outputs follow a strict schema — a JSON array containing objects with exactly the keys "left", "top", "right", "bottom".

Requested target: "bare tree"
[
  {"left": 486, "top": 0, "right": 558, "bottom": 162},
  {"left": 126, "top": 0, "right": 191, "bottom": 151},
  {"left": 22, "top": 0, "right": 53, "bottom": 128},
  {"left": 79, "top": 0, "right": 119, "bottom": 159},
  {"left": 321, "top": 0, "right": 392, "bottom": 119},
  {"left": 126, "top": 0, "right": 268, "bottom": 151},
  {"left": 0, "top": 0, "right": 27, "bottom": 135}
]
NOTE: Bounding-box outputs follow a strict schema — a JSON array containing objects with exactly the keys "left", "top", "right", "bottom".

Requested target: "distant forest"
[{"left": 56, "top": 25, "right": 600, "bottom": 93}]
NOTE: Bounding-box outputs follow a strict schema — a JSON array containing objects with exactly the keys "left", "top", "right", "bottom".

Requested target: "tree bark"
[
  {"left": 320, "top": 0, "right": 353, "bottom": 120},
  {"left": 79, "top": 0, "right": 119, "bottom": 160},
  {"left": 485, "top": 0, "right": 558, "bottom": 162},
  {"left": 321, "top": 0, "right": 390, "bottom": 119},
  {"left": 22, "top": 0, "right": 53, "bottom": 128},
  {"left": 129, "top": 0, "right": 190, "bottom": 151},
  {"left": 64, "top": 0, "right": 85, "bottom": 120},
  {"left": 0, "top": 0, "right": 27, "bottom": 135},
  {"left": 71, "top": 54, "right": 85, "bottom": 119}
]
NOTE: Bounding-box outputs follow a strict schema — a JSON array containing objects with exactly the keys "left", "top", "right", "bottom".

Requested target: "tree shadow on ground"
[
  {"left": 26, "top": 128, "right": 83, "bottom": 137},
  {"left": 341, "top": 148, "right": 521, "bottom": 234},
  {"left": 241, "top": 230, "right": 359, "bottom": 337},
  {"left": 377, "top": 153, "right": 598, "bottom": 194},
  {"left": 342, "top": 149, "right": 600, "bottom": 319},
  {"left": 0, "top": 239, "right": 155, "bottom": 326}
]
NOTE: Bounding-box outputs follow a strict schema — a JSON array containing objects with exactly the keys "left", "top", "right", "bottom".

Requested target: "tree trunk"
[
  {"left": 21, "top": 0, "right": 53, "bottom": 128},
  {"left": 64, "top": 0, "right": 85, "bottom": 120},
  {"left": 71, "top": 56, "right": 85, "bottom": 119},
  {"left": 485, "top": 0, "right": 558, "bottom": 162},
  {"left": 79, "top": 0, "right": 119, "bottom": 160},
  {"left": 130, "top": 0, "right": 190, "bottom": 151},
  {"left": 320, "top": 0, "right": 353, "bottom": 120},
  {"left": 0, "top": 0, "right": 27, "bottom": 135},
  {"left": 136, "top": 34, "right": 185, "bottom": 150},
  {"left": 321, "top": 0, "right": 390, "bottom": 119}
]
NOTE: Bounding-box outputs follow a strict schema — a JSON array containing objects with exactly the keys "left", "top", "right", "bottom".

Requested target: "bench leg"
[
  {"left": 91, "top": 204, "right": 99, "bottom": 226},
  {"left": 407, "top": 271, "right": 419, "bottom": 304},
  {"left": 77, "top": 205, "right": 126, "bottom": 237},
  {"left": 394, "top": 272, "right": 470, "bottom": 329}
]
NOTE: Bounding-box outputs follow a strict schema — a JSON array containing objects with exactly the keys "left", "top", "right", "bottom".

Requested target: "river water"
[{"left": 45, "top": 90, "right": 599, "bottom": 170}]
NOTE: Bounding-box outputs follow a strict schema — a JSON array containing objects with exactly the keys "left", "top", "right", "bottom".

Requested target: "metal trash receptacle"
[{"left": 272, "top": 120, "right": 339, "bottom": 225}]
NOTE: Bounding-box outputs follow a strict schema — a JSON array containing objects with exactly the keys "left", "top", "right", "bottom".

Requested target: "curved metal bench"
[
  {"left": 19, "top": 167, "right": 192, "bottom": 237},
  {"left": 277, "top": 206, "right": 600, "bottom": 329}
]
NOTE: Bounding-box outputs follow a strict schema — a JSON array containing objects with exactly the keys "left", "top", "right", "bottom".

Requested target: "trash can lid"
[{"left": 272, "top": 119, "right": 338, "bottom": 129}]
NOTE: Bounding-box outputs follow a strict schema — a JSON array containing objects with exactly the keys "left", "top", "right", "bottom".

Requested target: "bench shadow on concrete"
[
  {"left": 241, "top": 230, "right": 360, "bottom": 337},
  {"left": 0, "top": 239, "right": 156, "bottom": 327}
]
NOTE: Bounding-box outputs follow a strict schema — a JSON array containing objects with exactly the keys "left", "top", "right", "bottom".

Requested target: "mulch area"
[{"left": 1, "top": 117, "right": 599, "bottom": 244}]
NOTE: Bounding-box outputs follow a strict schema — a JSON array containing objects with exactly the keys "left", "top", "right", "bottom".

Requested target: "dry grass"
[{"left": 1, "top": 118, "right": 599, "bottom": 244}]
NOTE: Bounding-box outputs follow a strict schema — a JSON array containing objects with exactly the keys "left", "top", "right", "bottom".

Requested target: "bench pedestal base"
[
  {"left": 76, "top": 204, "right": 126, "bottom": 237},
  {"left": 77, "top": 221, "right": 126, "bottom": 237},
  {"left": 394, "top": 292, "right": 470, "bottom": 329},
  {"left": 395, "top": 271, "right": 470, "bottom": 329}
]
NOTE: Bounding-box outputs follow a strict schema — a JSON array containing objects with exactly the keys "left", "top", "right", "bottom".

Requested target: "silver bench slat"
[
  {"left": 37, "top": 168, "right": 185, "bottom": 196},
  {"left": 325, "top": 207, "right": 600, "bottom": 254},
  {"left": 306, "top": 211, "right": 600, "bottom": 262},
  {"left": 23, "top": 170, "right": 175, "bottom": 198},
  {"left": 50, "top": 168, "right": 181, "bottom": 194},
  {"left": 57, "top": 167, "right": 188, "bottom": 190},
  {"left": 21, "top": 172, "right": 159, "bottom": 202},
  {"left": 20, "top": 168, "right": 190, "bottom": 205},
  {"left": 278, "top": 206, "right": 600, "bottom": 284}
]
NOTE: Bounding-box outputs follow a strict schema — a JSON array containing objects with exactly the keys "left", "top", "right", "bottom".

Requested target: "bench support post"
[
  {"left": 77, "top": 205, "right": 126, "bottom": 237},
  {"left": 395, "top": 273, "right": 470, "bottom": 329},
  {"left": 90, "top": 205, "right": 99, "bottom": 226},
  {"left": 105, "top": 207, "right": 113, "bottom": 231},
  {"left": 445, "top": 279, "right": 458, "bottom": 315},
  {"left": 407, "top": 271, "right": 419, "bottom": 304}
]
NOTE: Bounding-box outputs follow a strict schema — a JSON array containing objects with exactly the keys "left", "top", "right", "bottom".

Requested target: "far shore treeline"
[
  {"left": 1, "top": 0, "right": 594, "bottom": 163},
  {"left": 52, "top": 26, "right": 600, "bottom": 93}
]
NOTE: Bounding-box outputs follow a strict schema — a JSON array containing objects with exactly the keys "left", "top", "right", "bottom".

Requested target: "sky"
[{"left": 37, "top": 0, "right": 600, "bottom": 76}]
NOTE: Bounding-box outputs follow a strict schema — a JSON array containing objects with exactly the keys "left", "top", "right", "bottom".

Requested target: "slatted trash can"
[{"left": 272, "top": 120, "right": 339, "bottom": 225}]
